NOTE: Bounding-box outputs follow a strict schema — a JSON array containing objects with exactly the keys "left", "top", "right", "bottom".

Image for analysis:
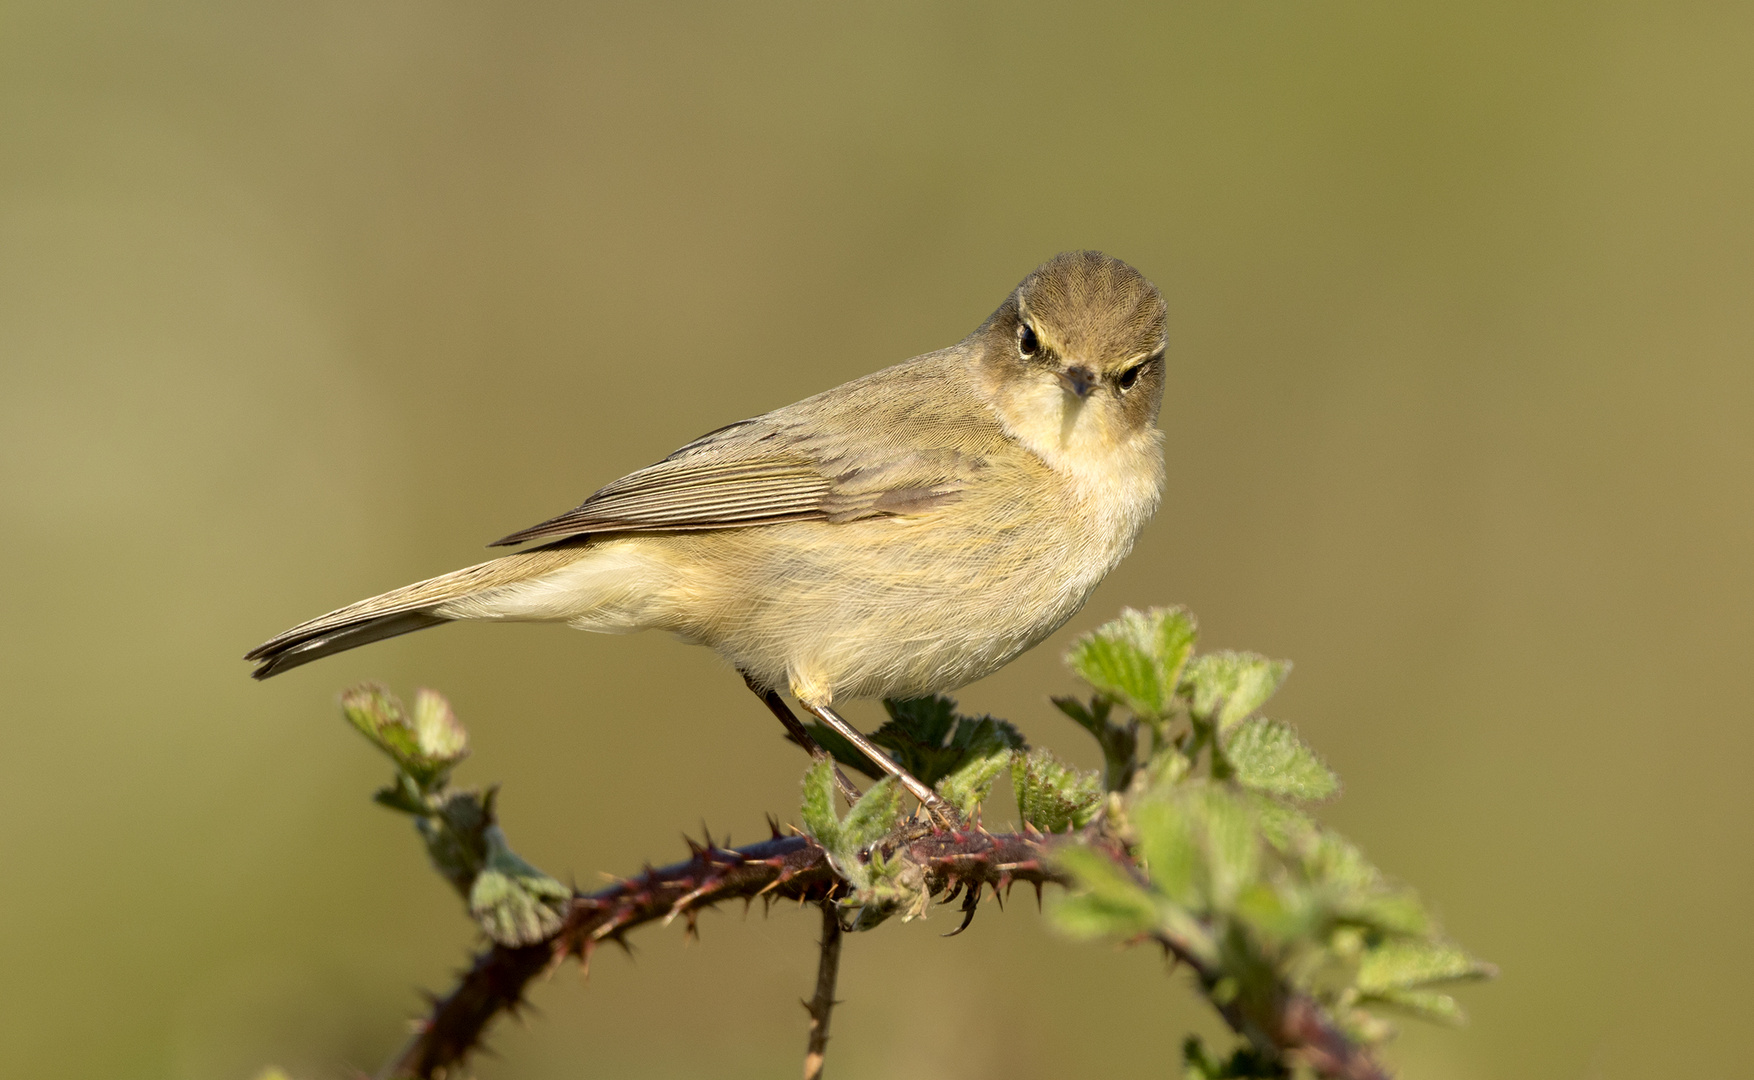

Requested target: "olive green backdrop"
[{"left": 3, "top": 3, "right": 1751, "bottom": 1078}]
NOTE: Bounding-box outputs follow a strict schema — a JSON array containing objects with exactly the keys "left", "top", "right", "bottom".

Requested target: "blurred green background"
[{"left": 3, "top": 3, "right": 1751, "bottom": 1078}]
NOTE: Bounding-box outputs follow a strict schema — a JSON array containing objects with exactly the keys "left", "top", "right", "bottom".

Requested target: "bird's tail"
[{"left": 246, "top": 547, "right": 589, "bottom": 679}]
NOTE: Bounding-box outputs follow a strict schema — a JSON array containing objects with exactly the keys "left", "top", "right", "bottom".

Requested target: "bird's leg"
[
  {"left": 742, "top": 673, "right": 864, "bottom": 806},
  {"left": 801, "top": 701, "right": 960, "bottom": 828}
]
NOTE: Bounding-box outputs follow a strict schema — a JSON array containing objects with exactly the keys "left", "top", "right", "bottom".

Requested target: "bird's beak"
[{"left": 1057, "top": 366, "right": 1096, "bottom": 399}]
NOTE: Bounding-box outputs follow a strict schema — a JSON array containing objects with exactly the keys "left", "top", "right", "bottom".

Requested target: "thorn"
[
  {"left": 542, "top": 943, "right": 568, "bottom": 982},
  {"left": 767, "top": 813, "right": 785, "bottom": 840},
  {"left": 942, "top": 882, "right": 981, "bottom": 937},
  {"left": 1032, "top": 881, "right": 1044, "bottom": 910},
  {"left": 577, "top": 940, "right": 594, "bottom": 980},
  {"left": 942, "top": 904, "right": 978, "bottom": 937},
  {"left": 684, "top": 833, "right": 706, "bottom": 858}
]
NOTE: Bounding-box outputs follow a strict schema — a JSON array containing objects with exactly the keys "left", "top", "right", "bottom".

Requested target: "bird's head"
[{"left": 975, "top": 251, "right": 1168, "bottom": 471}]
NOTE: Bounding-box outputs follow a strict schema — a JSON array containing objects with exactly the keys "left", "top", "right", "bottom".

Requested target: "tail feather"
[
  {"left": 248, "top": 609, "right": 450, "bottom": 679},
  {"left": 246, "top": 548, "right": 585, "bottom": 679}
]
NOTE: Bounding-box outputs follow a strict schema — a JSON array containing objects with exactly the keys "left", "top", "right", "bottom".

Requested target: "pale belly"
[{"left": 643, "top": 500, "right": 1148, "bottom": 704}]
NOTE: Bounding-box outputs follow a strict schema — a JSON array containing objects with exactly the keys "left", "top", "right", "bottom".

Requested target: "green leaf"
[
  {"left": 1048, "top": 845, "right": 1160, "bottom": 939},
  {"left": 799, "top": 758, "right": 841, "bottom": 852},
  {"left": 866, "top": 696, "right": 1026, "bottom": 787},
  {"left": 1193, "top": 785, "right": 1261, "bottom": 908},
  {"left": 1223, "top": 717, "right": 1338, "bottom": 801},
  {"left": 341, "top": 683, "right": 471, "bottom": 790},
  {"left": 1231, "top": 880, "right": 1317, "bottom": 946},
  {"left": 1131, "top": 784, "right": 1263, "bottom": 911},
  {"left": 1012, "top": 749, "right": 1104, "bottom": 833},
  {"left": 839, "top": 777, "right": 903, "bottom": 852},
  {"left": 411, "top": 688, "right": 469, "bottom": 764},
  {"left": 1357, "top": 940, "right": 1494, "bottom": 994},
  {"left": 1340, "top": 888, "right": 1434, "bottom": 938},
  {"left": 947, "top": 713, "right": 1026, "bottom": 757},
  {"left": 1361, "top": 987, "right": 1467, "bottom": 1025},
  {"left": 1181, "top": 652, "right": 1290, "bottom": 732},
  {"left": 1291, "top": 826, "right": 1436, "bottom": 937},
  {"left": 1132, "top": 796, "right": 1203, "bottom": 908},
  {"left": 1067, "top": 607, "right": 1198, "bottom": 720},
  {"left": 340, "top": 683, "right": 420, "bottom": 764},
  {"left": 1052, "top": 694, "right": 1112, "bottom": 739},
  {"left": 936, "top": 746, "right": 1012, "bottom": 817},
  {"left": 932, "top": 712, "right": 1028, "bottom": 813},
  {"left": 467, "top": 824, "right": 570, "bottom": 946},
  {"left": 417, "top": 788, "right": 492, "bottom": 896},
  {"left": 882, "top": 695, "right": 958, "bottom": 747}
]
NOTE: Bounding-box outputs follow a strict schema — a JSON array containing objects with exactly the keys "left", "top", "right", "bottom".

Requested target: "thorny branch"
[
  {"left": 376, "top": 822, "right": 1390, "bottom": 1080},
  {"left": 802, "top": 900, "right": 842, "bottom": 1080}
]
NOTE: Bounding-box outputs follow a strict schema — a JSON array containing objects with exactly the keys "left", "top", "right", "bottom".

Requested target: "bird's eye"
[
  {"left": 1018, "top": 323, "right": 1040, "bottom": 358},
  {"left": 1117, "top": 363, "right": 1145, "bottom": 391}
]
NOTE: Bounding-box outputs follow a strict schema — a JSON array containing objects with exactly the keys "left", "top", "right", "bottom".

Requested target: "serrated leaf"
[
  {"left": 871, "top": 697, "right": 965, "bottom": 784},
  {"left": 805, "top": 697, "right": 1035, "bottom": 790},
  {"left": 1340, "top": 888, "right": 1434, "bottom": 938},
  {"left": 881, "top": 695, "right": 958, "bottom": 747},
  {"left": 947, "top": 714, "right": 1026, "bottom": 756},
  {"left": 936, "top": 747, "right": 1012, "bottom": 816},
  {"left": 1067, "top": 607, "right": 1198, "bottom": 719},
  {"left": 467, "top": 824, "right": 569, "bottom": 946},
  {"left": 1293, "top": 828, "right": 1435, "bottom": 937},
  {"left": 1232, "top": 880, "right": 1317, "bottom": 945},
  {"left": 1013, "top": 749, "right": 1103, "bottom": 833},
  {"left": 340, "top": 683, "right": 420, "bottom": 763},
  {"left": 1132, "top": 796, "right": 1203, "bottom": 908},
  {"left": 839, "top": 777, "right": 902, "bottom": 852},
  {"left": 411, "top": 688, "right": 468, "bottom": 763},
  {"left": 1361, "top": 987, "right": 1467, "bottom": 1025},
  {"left": 799, "top": 758, "right": 841, "bottom": 852},
  {"left": 1181, "top": 652, "right": 1290, "bottom": 732},
  {"left": 1357, "top": 940, "right": 1494, "bottom": 993},
  {"left": 1248, "top": 794, "right": 1320, "bottom": 853},
  {"left": 1194, "top": 785, "right": 1261, "bottom": 907},
  {"left": 1052, "top": 694, "right": 1112, "bottom": 739},
  {"left": 1048, "top": 845, "right": 1160, "bottom": 939},
  {"left": 1223, "top": 717, "right": 1338, "bottom": 801}
]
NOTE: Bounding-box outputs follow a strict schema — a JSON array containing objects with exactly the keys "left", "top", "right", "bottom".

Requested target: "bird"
[{"left": 247, "top": 250, "right": 1169, "bottom": 817}]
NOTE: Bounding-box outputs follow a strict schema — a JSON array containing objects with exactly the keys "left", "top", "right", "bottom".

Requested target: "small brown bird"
[{"left": 248, "top": 251, "right": 1168, "bottom": 813}]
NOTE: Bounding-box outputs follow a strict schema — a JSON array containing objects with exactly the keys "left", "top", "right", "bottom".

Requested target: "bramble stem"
[{"left": 802, "top": 900, "right": 843, "bottom": 1080}]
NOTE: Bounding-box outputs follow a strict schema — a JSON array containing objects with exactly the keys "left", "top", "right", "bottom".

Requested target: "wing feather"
[{"left": 490, "top": 353, "right": 1006, "bottom": 548}]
